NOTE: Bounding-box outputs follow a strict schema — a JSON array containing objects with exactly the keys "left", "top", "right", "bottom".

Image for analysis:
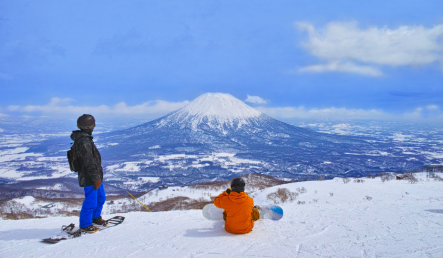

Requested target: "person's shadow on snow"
[
  {"left": 0, "top": 228, "right": 60, "bottom": 241},
  {"left": 425, "top": 209, "right": 443, "bottom": 214},
  {"left": 184, "top": 221, "right": 231, "bottom": 238}
]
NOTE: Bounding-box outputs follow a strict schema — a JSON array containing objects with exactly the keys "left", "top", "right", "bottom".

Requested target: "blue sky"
[{"left": 1, "top": 0, "right": 442, "bottom": 122}]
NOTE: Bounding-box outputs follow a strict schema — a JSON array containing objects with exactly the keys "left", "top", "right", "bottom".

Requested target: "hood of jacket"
[
  {"left": 228, "top": 191, "right": 249, "bottom": 203},
  {"left": 70, "top": 130, "right": 93, "bottom": 141}
]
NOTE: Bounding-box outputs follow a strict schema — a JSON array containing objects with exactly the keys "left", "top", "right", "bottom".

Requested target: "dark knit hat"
[{"left": 231, "top": 177, "right": 245, "bottom": 193}]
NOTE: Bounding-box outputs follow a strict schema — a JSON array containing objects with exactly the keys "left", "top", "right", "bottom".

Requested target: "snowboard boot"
[
  {"left": 93, "top": 216, "right": 108, "bottom": 226},
  {"left": 80, "top": 224, "right": 98, "bottom": 233}
]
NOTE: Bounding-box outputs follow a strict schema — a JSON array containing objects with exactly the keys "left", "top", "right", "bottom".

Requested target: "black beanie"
[{"left": 231, "top": 177, "right": 245, "bottom": 193}]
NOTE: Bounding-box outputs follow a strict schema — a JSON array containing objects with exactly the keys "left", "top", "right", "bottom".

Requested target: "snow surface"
[
  {"left": 14, "top": 196, "right": 36, "bottom": 206},
  {"left": 2, "top": 173, "right": 443, "bottom": 257},
  {"left": 178, "top": 93, "right": 261, "bottom": 120},
  {"left": 36, "top": 184, "right": 65, "bottom": 191},
  {"left": 0, "top": 147, "right": 41, "bottom": 163},
  {"left": 138, "top": 177, "right": 160, "bottom": 183},
  {"left": 106, "top": 153, "right": 263, "bottom": 179}
]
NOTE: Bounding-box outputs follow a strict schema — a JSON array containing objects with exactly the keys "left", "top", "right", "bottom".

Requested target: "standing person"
[
  {"left": 213, "top": 177, "right": 260, "bottom": 234},
  {"left": 71, "top": 114, "right": 107, "bottom": 233}
]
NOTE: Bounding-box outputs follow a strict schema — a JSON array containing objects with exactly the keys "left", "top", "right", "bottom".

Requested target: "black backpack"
[{"left": 67, "top": 142, "right": 80, "bottom": 172}]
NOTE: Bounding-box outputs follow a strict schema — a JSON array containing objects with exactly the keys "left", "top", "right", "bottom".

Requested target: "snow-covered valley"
[{"left": 1, "top": 173, "right": 443, "bottom": 257}]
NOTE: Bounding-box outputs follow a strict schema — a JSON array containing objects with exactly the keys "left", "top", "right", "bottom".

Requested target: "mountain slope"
[
  {"left": 1, "top": 174, "right": 442, "bottom": 257},
  {"left": 101, "top": 93, "right": 369, "bottom": 153},
  {"left": 96, "top": 93, "right": 422, "bottom": 182}
]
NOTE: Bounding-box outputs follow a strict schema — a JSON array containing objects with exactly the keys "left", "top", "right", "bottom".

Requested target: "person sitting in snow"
[
  {"left": 214, "top": 177, "right": 260, "bottom": 234},
  {"left": 71, "top": 114, "right": 107, "bottom": 233}
]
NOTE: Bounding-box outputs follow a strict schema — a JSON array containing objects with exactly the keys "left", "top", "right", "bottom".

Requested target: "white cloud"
[
  {"left": 8, "top": 98, "right": 190, "bottom": 118},
  {"left": 427, "top": 105, "right": 439, "bottom": 110},
  {"left": 244, "top": 95, "right": 267, "bottom": 104},
  {"left": 402, "top": 105, "right": 442, "bottom": 120},
  {"left": 298, "top": 61, "right": 382, "bottom": 77},
  {"left": 402, "top": 107, "right": 423, "bottom": 119},
  {"left": 296, "top": 21, "right": 443, "bottom": 75}
]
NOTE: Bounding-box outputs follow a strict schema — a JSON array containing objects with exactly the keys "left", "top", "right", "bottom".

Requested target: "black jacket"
[{"left": 70, "top": 130, "right": 103, "bottom": 187}]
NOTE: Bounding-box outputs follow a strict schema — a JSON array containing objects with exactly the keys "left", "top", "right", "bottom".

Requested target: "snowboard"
[
  {"left": 41, "top": 216, "right": 125, "bottom": 244},
  {"left": 202, "top": 204, "right": 283, "bottom": 221}
]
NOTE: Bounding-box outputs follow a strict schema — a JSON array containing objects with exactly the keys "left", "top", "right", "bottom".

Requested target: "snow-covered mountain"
[
  {"left": 85, "top": 93, "right": 424, "bottom": 188},
  {"left": 1, "top": 93, "right": 427, "bottom": 190},
  {"left": 169, "top": 92, "right": 262, "bottom": 131},
  {"left": 101, "top": 92, "right": 333, "bottom": 147}
]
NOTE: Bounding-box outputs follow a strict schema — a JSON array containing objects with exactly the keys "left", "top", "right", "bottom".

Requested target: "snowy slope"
[{"left": 1, "top": 173, "right": 443, "bottom": 257}]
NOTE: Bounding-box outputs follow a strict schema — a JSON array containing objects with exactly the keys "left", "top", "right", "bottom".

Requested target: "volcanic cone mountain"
[
  {"left": 97, "top": 93, "right": 423, "bottom": 183},
  {"left": 102, "top": 93, "right": 360, "bottom": 154}
]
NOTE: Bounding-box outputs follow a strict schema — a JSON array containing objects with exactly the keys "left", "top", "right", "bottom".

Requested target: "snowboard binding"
[
  {"left": 61, "top": 223, "right": 83, "bottom": 238},
  {"left": 62, "top": 223, "right": 75, "bottom": 233},
  {"left": 41, "top": 216, "right": 125, "bottom": 244}
]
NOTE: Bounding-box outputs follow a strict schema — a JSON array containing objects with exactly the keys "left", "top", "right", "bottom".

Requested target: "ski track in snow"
[{"left": 1, "top": 174, "right": 443, "bottom": 257}]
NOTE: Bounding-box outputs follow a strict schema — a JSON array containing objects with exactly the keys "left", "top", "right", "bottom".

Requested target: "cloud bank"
[
  {"left": 257, "top": 106, "right": 389, "bottom": 120},
  {"left": 296, "top": 22, "right": 443, "bottom": 76},
  {"left": 258, "top": 104, "right": 443, "bottom": 122},
  {"left": 8, "top": 98, "right": 190, "bottom": 118},
  {"left": 6, "top": 98, "right": 443, "bottom": 123}
]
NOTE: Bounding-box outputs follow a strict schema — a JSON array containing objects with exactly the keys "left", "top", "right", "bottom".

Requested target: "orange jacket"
[{"left": 214, "top": 191, "right": 254, "bottom": 234}]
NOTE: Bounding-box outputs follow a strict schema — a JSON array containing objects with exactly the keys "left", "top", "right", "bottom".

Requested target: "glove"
[
  {"left": 223, "top": 211, "right": 227, "bottom": 221},
  {"left": 93, "top": 180, "right": 101, "bottom": 190},
  {"left": 252, "top": 207, "right": 260, "bottom": 221},
  {"left": 226, "top": 188, "right": 232, "bottom": 194}
]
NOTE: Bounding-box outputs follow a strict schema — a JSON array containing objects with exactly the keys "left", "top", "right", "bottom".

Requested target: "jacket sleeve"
[
  {"left": 76, "top": 139, "right": 101, "bottom": 181},
  {"left": 213, "top": 191, "right": 228, "bottom": 209}
]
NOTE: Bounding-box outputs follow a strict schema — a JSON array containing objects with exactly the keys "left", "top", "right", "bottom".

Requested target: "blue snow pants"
[{"left": 80, "top": 184, "right": 106, "bottom": 228}]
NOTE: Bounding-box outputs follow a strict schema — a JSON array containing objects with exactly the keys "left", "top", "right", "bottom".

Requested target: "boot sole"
[{"left": 80, "top": 228, "right": 98, "bottom": 233}]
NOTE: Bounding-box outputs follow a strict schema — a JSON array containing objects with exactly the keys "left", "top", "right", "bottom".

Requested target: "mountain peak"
[
  {"left": 178, "top": 93, "right": 261, "bottom": 119},
  {"left": 162, "top": 93, "right": 263, "bottom": 131}
]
